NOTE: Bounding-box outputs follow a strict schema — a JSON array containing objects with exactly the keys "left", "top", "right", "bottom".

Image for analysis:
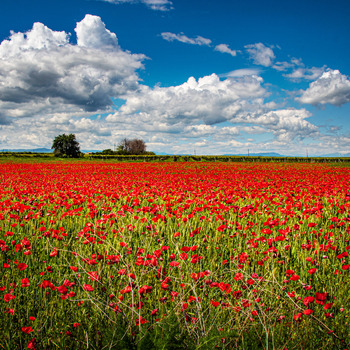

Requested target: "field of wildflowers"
[{"left": 1, "top": 161, "right": 350, "bottom": 349}]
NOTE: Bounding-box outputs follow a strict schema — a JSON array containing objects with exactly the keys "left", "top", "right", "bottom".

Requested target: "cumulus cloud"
[
  {"left": 0, "top": 15, "right": 145, "bottom": 120},
  {"left": 236, "top": 109, "right": 318, "bottom": 142},
  {"left": 102, "top": 73, "right": 320, "bottom": 150},
  {"left": 107, "top": 73, "right": 266, "bottom": 125},
  {"left": 297, "top": 69, "right": 350, "bottom": 106},
  {"left": 75, "top": 15, "right": 119, "bottom": 49},
  {"left": 284, "top": 67, "right": 324, "bottom": 81},
  {"left": 245, "top": 43, "right": 275, "bottom": 67},
  {"left": 0, "top": 17, "right": 334, "bottom": 155},
  {"left": 161, "top": 32, "right": 212, "bottom": 46},
  {"left": 101, "top": 0, "right": 173, "bottom": 11},
  {"left": 272, "top": 57, "right": 325, "bottom": 81},
  {"left": 183, "top": 125, "right": 239, "bottom": 138},
  {"left": 0, "top": 22, "right": 69, "bottom": 57},
  {"left": 214, "top": 44, "right": 237, "bottom": 56}
]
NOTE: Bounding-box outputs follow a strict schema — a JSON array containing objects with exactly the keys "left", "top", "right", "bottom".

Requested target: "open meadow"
[{"left": 1, "top": 160, "right": 350, "bottom": 349}]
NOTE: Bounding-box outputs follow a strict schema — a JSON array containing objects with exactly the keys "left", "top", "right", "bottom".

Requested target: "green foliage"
[
  {"left": 101, "top": 149, "right": 115, "bottom": 155},
  {"left": 136, "top": 313, "right": 195, "bottom": 350},
  {"left": 51, "top": 134, "right": 81, "bottom": 158}
]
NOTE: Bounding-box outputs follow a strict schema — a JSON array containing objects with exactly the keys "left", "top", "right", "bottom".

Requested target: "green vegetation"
[{"left": 51, "top": 133, "right": 81, "bottom": 158}]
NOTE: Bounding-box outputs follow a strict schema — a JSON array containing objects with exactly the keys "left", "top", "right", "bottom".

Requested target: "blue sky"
[{"left": 0, "top": 0, "right": 350, "bottom": 155}]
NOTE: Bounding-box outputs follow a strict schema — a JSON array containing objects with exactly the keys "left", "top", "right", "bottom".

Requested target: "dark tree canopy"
[{"left": 52, "top": 134, "right": 80, "bottom": 158}]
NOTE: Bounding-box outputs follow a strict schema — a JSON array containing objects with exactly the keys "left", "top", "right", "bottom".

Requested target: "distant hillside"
[
  {"left": 0, "top": 148, "right": 103, "bottom": 153},
  {"left": 0, "top": 148, "right": 52, "bottom": 153},
  {"left": 316, "top": 152, "right": 350, "bottom": 157},
  {"left": 223, "top": 152, "right": 284, "bottom": 157},
  {"left": 1, "top": 149, "right": 350, "bottom": 158}
]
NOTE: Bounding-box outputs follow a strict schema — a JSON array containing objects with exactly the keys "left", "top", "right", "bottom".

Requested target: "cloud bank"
[
  {"left": 0, "top": 14, "right": 145, "bottom": 120},
  {"left": 0, "top": 15, "right": 345, "bottom": 156},
  {"left": 297, "top": 69, "right": 350, "bottom": 106}
]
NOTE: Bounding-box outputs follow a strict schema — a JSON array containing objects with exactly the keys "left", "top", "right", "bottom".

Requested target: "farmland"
[{"left": 1, "top": 161, "right": 350, "bottom": 349}]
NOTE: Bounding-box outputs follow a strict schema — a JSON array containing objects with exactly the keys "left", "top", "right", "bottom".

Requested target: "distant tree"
[
  {"left": 101, "top": 149, "right": 114, "bottom": 155},
  {"left": 116, "top": 138, "right": 147, "bottom": 155},
  {"left": 129, "top": 139, "right": 146, "bottom": 155},
  {"left": 116, "top": 138, "right": 131, "bottom": 154},
  {"left": 52, "top": 134, "right": 80, "bottom": 158}
]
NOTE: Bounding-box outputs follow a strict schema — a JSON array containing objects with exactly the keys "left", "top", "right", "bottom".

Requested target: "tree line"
[
  {"left": 102, "top": 138, "right": 154, "bottom": 155},
  {"left": 51, "top": 134, "right": 153, "bottom": 158}
]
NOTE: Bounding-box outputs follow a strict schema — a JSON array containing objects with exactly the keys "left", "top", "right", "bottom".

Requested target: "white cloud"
[
  {"left": 183, "top": 125, "right": 239, "bottom": 138},
  {"left": 0, "top": 15, "right": 145, "bottom": 122},
  {"left": 214, "top": 44, "right": 237, "bottom": 56},
  {"left": 273, "top": 61, "right": 293, "bottom": 72},
  {"left": 245, "top": 43, "right": 275, "bottom": 67},
  {"left": 273, "top": 57, "right": 325, "bottom": 81},
  {"left": 222, "top": 68, "right": 261, "bottom": 78},
  {"left": 75, "top": 14, "right": 119, "bottom": 49},
  {"left": 0, "top": 16, "right": 344, "bottom": 156},
  {"left": 103, "top": 74, "right": 320, "bottom": 149},
  {"left": 108, "top": 73, "right": 266, "bottom": 125},
  {"left": 102, "top": 0, "right": 173, "bottom": 11},
  {"left": 143, "top": 0, "right": 173, "bottom": 11},
  {"left": 297, "top": 69, "right": 350, "bottom": 106},
  {"left": 247, "top": 109, "right": 318, "bottom": 142},
  {"left": 0, "top": 22, "right": 69, "bottom": 58},
  {"left": 161, "top": 32, "right": 212, "bottom": 46},
  {"left": 284, "top": 67, "right": 324, "bottom": 81}
]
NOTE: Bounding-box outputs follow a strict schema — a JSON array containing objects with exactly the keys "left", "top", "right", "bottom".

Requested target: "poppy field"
[{"left": 1, "top": 161, "right": 350, "bottom": 349}]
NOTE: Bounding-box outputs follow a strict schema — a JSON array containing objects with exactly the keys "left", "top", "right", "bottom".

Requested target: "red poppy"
[
  {"left": 293, "top": 313, "right": 303, "bottom": 321},
  {"left": 303, "top": 309, "right": 313, "bottom": 315},
  {"left": 315, "top": 292, "right": 327, "bottom": 305},
  {"left": 18, "top": 263, "right": 28, "bottom": 271},
  {"left": 234, "top": 273, "right": 244, "bottom": 281},
  {"left": 82, "top": 284, "right": 93, "bottom": 292},
  {"left": 22, "top": 326, "right": 33, "bottom": 334},
  {"left": 210, "top": 300, "right": 220, "bottom": 307},
  {"left": 324, "top": 303, "right": 333, "bottom": 310},
  {"left": 21, "top": 278, "right": 30, "bottom": 288}
]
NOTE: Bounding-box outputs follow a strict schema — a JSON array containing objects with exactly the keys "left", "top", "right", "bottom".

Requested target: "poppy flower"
[
  {"left": 82, "top": 284, "right": 93, "bottom": 292},
  {"left": 22, "top": 326, "right": 33, "bottom": 334},
  {"left": 303, "top": 296, "right": 314, "bottom": 306},
  {"left": 18, "top": 263, "right": 28, "bottom": 271},
  {"left": 234, "top": 273, "right": 244, "bottom": 281},
  {"left": 4, "top": 293, "right": 15, "bottom": 302},
  {"left": 315, "top": 292, "right": 327, "bottom": 305},
  {"left": 293, "top": 313, "right": 303, "bottom": 321},
  {"left": 21, "top": 278, "right": 30, "bottom": 288},
  {"left": 324, "top": 303, "right": 333, "bottom": 310},
  {"left": 210, "top": 300, "right": 220, "bottom": 307},
  {"left": 303, "top": 309, "right": 313, "bottom": 315}
]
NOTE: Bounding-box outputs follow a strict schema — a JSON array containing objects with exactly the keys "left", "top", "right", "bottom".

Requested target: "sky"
[{"left": 0, "top": 0, "right": 350, "bottom": 155}]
